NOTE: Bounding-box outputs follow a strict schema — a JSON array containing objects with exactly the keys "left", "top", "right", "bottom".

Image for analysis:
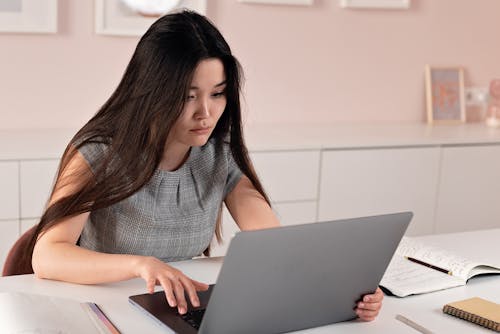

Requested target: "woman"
[{"left": 25, "top": 10, "right": 382, "bottom": 320}]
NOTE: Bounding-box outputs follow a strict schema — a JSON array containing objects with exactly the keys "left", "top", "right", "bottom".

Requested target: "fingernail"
[
  {"left": 180, "top": 307, "right": 186, "bottom": 314},
  {"left": 359, "top": 303, "right": 364, "bottom": 308},
  {"left": 364, "top": 296, "right": 370, "bottom": 302}
]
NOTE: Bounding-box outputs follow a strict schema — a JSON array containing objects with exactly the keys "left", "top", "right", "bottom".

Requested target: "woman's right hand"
[{"left": 135, "top": 256, "right": 209, "bottom": 314}]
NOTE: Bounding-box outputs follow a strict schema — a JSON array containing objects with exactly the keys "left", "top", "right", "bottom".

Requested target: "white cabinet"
[
  {"left": 0, "top": 160, "right": 57, "bottom": 272},
  {"left": 318, "top": 147, "right": 441, "bottom": 236},
  {"left": 250, "top": 151, "right": 320, "bottom": 202},
  {"left": 0, "top": 162, "right": 19, "bottom": 220},
  {"left": 4, "top": 126, "right": 500, "bottom": 265},
  {"left": 435, "top": 145, "right": 500, "bottom": 233},
  {"left": 0, "top": 220, "right": 19, "bottom": 270},
  {"left": 20, "top": 160, "right": 59, "bottom": 218},
  {"left": 21, "top": 219, "right": 39, "bottom": 234},
  {"left": 273, "top": 201, "right": 317, "bottom": 226}
]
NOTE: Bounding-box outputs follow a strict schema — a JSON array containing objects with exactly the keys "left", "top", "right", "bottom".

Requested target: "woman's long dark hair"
[{"left": 20, "top": 10, "right": 270, "bottom": 273}]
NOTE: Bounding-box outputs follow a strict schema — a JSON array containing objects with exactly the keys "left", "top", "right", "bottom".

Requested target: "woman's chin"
[{"left": 189, "top": 137, "right": 210, "bottom": 147}]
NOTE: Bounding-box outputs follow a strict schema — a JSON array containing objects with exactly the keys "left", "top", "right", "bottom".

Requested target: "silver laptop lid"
[{"left": 199, "top": 211, "right": 412, "bottom": 334}]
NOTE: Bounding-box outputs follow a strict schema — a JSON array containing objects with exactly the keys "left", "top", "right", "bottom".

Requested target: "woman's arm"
[
  {"left": 32, "top": 150, "right": 139, "bottom": 283},
  {"left": 32, "top": 151, "right": 207, "bottom": 314},
  {"left": 224, "top": 176, "right": 280, "bottom": 231},
  {"left": 33, "top": 210, "right": 140, "bottom": 283}
]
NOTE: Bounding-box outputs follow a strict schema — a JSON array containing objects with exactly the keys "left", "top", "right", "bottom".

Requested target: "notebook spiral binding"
[{"left": 443, "top": 305, "right": 500, "bottom": 332}]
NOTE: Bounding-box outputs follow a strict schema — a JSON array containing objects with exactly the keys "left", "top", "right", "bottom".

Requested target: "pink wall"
[{"left": 1, "top": 0, "right": 499, "bottom": 129}]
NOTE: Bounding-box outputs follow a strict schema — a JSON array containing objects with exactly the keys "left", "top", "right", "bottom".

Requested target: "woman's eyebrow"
[
  {"left": 189, "top": 81, "right": 227, "bottom": 90},
  {"left": 214, "top": 81, "right": 227, "bottom": 88}
]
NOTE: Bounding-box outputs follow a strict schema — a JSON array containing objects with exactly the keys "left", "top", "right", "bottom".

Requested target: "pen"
[
  {"left": 405, "top": 256, "right": 452, "bottom": 275},
  {"left": 88, "top": 303, "right": 121, "bottom": 334},
  {"left": 396, "top": 314, "right": 435, "bottom": 334}
]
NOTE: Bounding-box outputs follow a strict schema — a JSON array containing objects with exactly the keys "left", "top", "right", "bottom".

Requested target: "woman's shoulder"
[{"left": 72, "top": 136, "right": 110, "bottom": 170}]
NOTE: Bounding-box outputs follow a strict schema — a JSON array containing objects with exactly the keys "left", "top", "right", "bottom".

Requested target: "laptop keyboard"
[{"left": 180, "top": 308, "right": 206, "bottom": 329}]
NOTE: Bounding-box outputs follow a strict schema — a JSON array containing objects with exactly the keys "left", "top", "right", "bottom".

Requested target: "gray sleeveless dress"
[{"left": 78, "top": 138, "right": 242, "bottom": 262}]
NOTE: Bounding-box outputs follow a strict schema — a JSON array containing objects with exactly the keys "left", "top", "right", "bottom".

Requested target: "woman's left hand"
[{"left": 355, "top": 287, "right": 384, "bottom": 321}]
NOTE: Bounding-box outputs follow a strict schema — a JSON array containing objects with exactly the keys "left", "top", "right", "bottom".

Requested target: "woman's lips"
[{"left": 190, "top": 127, "right": 211, "bottom": 135}]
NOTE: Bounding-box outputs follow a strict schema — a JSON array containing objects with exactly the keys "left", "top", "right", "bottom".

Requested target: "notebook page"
[
  {"left": 380, "top": 255, "right": 464, "bottom": 297},
  {"left": 0, "top": 292, "right": 101, "bottom": 334},
  {"left": 397, "top": 237, "right": 484, "bottom": 281}
]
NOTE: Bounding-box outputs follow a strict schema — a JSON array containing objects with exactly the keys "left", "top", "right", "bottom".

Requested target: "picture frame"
[
  {"left": 339, "top": 0, "right": 410, "bottom": 9},
  {"left": 239, "top": 0, "right": 313, "bottom": 5},
  {"left": 0, "top": 0, "right": 57, "bottom": 34},
  {"left": 425, "top": 65, "right": 466, "bottom": 124},
  {"left": 95, "top": 0, "right": 207, "bottom": 36}
]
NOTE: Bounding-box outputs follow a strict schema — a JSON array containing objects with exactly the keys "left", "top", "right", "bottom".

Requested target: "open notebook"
[{"left": 380, "top": 237, "right": 500, "bottom": 297}]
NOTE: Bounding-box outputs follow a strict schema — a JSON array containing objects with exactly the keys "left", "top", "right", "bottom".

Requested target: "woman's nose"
[{"left": 195, "top": 98, "right": 210, "bottom": 119}]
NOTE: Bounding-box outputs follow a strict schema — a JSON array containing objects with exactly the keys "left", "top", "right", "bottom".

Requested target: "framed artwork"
[
  {"left": 95, "top": 0, "right": 207, "bottom": 36},
  {"left": 339, "top": 0, "right": 410, "bottom": 9},
  {"left": 425, "top": 65, "right": 466, "bottom": 124},
  {"left": 0, "top": 0, "right": 57, "bottom": 33},
  {"left": 239, "top": 0, "right": 313, "bottom": 5}
]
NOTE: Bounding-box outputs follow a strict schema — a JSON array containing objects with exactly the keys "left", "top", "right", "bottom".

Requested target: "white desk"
[{"left": 1, "top": 229, "right": 499, "bottom": 333}]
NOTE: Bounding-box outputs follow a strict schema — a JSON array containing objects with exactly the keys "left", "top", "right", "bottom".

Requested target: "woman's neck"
[{"left": 159, "top": 142, "right": 191, "bottom": 171}]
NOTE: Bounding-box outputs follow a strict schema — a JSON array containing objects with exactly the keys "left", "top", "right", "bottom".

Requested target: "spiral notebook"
[{"left": 443, "top": 297, "right": 500, "bottom": 332}]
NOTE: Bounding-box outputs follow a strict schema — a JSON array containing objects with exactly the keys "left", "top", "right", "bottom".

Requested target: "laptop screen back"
[{"left": 199, "top": 212, "right": 412, "bottom": 334}]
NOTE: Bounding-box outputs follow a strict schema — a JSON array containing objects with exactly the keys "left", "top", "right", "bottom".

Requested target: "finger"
[
  {"left": 356, "top": 308, "right": 379, "bottom": 320},
  {"left": 179, "top": 276, "right": 201, "bottom": 308},
  {"left": 191, "top": 278, "right": 209, "bottom": 291},
  {"left": 363, "top": 289, "right": 384, "bottom": 303},
  {"left": 357, "top": 301, "right": 382, "bottom": 311},
  {"left": 145, "top": 277, "right": 156, "bottom": 294},
  {"left": 358, "top": 315, "right": 376, "bottom": 322},
  {"left": 172, "top": 278, "right": 188, "bottom": 314},
  {"left": 158, "top": 278, "right": 177, "bottom": 308},
  {"left": 362, "top": 294, "right": 382, "bottom": 303}
]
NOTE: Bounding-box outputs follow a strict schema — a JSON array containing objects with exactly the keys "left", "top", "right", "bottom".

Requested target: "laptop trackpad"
[{"left": 129, "top": 284, "right": 215, "bottom": 333}]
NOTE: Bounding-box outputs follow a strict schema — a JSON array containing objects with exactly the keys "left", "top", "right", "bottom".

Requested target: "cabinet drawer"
[
  {"left": 0, "top": 220, "right": 20, "bottom": 271},
  {"left": 250, "top": 151, "right": 320, "bottom": 202},
  {"left": 436, "top": 145, "right": 500, "bottom": 233},
  {"left": 20, "top": 160, "right": 59, "bottom": 218},
  {"left": 318, "top": 147, "right": 440, "bottom": 235},
  {"left": 273, "top": 201, "right": 316, "bottom": 226},
  {"left": 0, "top": 162, "right": 19, "bottom": 220},
  {"left": 21, "top": 218, "right": 39, "bottom": 234}
]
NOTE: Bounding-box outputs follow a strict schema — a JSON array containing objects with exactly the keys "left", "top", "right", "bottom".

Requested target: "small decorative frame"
[
  {"left": 0, "top": 0, "right": 57, "bottom": 34},
  {"left": 425, "top": 65, "right": 466, "bottom": 124},
  {"left": 239, "top": 0, "right": 313, "bottom": 5},
  {"left": 339, "top": 0, "right": 410, "bottom": 9},
  {"left": 95, "top": 0, "right": 207, "bottom": 36}
]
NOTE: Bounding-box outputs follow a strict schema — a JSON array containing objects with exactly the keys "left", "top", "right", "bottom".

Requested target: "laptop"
[{"left": 129, "top": 212, "right": 412, "bottom": 334}]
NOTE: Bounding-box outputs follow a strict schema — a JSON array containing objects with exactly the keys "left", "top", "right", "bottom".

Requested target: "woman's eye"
[
  {"left": 212, "top": 91, "right": 225, "bottom": 98},
  {"left": 186, "top": 95, "right": 196, "bottom": 100}
]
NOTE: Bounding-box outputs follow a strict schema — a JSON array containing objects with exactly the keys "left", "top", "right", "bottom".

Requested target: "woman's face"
[{"left": 168, "top": 58, "right": 227, "bottom": 150}]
